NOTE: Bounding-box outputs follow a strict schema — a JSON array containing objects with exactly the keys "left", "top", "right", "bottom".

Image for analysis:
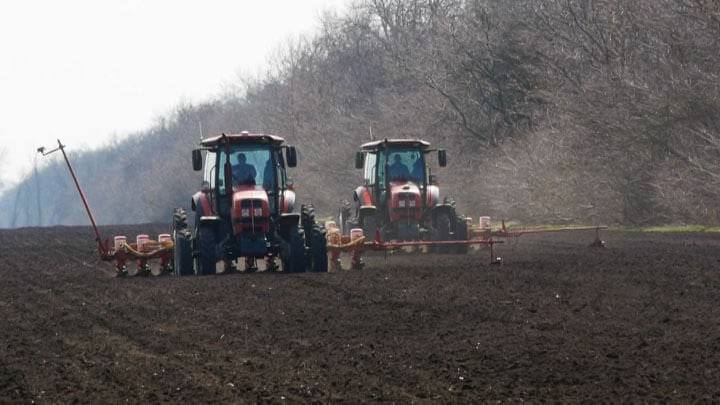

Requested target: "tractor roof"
[
  {"left": 360, "top": 138, "right": 431, "bottom": 151},
  {"left": 201, "top": 132, "right": 285, "bottom": 147}
]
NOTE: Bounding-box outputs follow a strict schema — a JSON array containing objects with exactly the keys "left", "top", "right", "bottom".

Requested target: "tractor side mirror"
[
  {"left": 286, "top": 146, "right": 298, "bottom": 168},
  {"left": 438, "top": 149, "right": 447, "bottom": 167},
  {"left": 192, "top": 149, "right": 203, "bottom": 171},
  {"left": 355, "top": 152, "right": 365, "bottom": 169}
]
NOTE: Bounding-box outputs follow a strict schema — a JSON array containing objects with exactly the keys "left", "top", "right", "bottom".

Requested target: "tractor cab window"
[
  {"left": 379, "top": 148, "right": 425, "bottom": 184},
  {"left": 218, "top": 145, "right": 276, "bottom": 194},
  {"left": 363, "top": 152, "right": 377, "bottom": 185},
  {"left": 203, "top": 151, "right": 217, "bottom": 188}
]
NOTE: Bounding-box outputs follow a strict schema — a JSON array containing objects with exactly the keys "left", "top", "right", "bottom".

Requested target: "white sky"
[{"left": 0, "top": 0, "right": 348, "bottom": 194}]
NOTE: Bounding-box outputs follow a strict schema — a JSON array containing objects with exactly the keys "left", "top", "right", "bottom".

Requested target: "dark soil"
[{"left": 1, "top": 225, "right": 719, "bottom": 402}]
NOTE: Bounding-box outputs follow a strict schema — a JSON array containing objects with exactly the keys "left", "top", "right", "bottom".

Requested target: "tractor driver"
[
  {"left": 232, "top": 153, "right": 257, "bottom": 185},
  {"left": 388, "top": 154, "right": 410, "bottom": 181}
]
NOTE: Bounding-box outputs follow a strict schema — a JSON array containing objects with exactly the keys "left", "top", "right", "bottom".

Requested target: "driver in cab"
[
  {"left": 232, "top": 153, "right": 257, "bottom": 185},
  {"left": 388, "top": 154, "right": 410, "bottom": 181}
]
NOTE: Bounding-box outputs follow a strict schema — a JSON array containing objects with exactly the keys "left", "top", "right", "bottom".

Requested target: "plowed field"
[{"left": 1, "top": 225, "right": 719, "bottom": 402}]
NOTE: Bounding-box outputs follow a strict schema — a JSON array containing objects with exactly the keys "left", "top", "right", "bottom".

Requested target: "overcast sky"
[{"left": 0, "top": 0, "right": 348, "bottom": 194}]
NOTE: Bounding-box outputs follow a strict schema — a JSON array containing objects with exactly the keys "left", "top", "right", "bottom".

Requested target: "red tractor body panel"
[
  {"left": 426, "top": 184, "right": 440, "bottom": 207},
  {"left": 355, "top": 186, "right": 374, "bottom": 206},
  {"left": 388, "top": 181, "right": 422, "bottom": 221},
  {"left": 280, "top": 189, "right": 296, "bottom": 213},
  {"left": 231, "top": 185, "right": 270, "bottom": 235},
  {"left": 192, "top": 191, "right": 216, "bottom": 216}
]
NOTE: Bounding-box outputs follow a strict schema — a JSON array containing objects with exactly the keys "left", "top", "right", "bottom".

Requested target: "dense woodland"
[{"left": 2, "top": 0, "right": 719, "bottom": 228}]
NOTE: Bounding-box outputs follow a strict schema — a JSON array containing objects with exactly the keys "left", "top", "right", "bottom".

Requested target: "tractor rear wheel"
[
  {"left": 173, "top": 208, "right": 194, "bottom": 276},
  {"left": 301, "top": 204, "right": 316, "bottom": 235},
  {"left": 308, "top": 225, "right": 328, "bottom": 272},
  {"left": 282, "top": 226, "right": 306, "bottom": 273},
  {"left": 301, "top": 204, "right": 328, "bottom": 272},
  {"left": 362, "top": 214, "right": 377, "bottom": 241},
  {"left": 454, "top": 216, "right": 469, "bottom": 254},
  {"left": 432, "top": 211, "right": 452, "bottom": 253},
  {"left": 195, "top": 224, "right": 217, "bottom": 275},
  {"left": 174, "top": 230, "right": 194, "bottom": 276}
]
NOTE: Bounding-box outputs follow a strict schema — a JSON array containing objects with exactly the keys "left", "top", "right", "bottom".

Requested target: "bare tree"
[{"left": 2, "top": 0, "right": 719, "bottom": 227}]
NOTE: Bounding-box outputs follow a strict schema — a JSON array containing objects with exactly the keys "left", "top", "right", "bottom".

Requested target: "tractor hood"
[
  {"left": 231, "top": 185, "right": 270, "bottom": 235},
  {"left": 232, "top": 186, "right": 269, "bottom": 203},
  {"left": 388, "top": 181, "right": 422, "bottom": 221},
  {"left": 390, "top": 181, "right": 421, "bottom": 197}
]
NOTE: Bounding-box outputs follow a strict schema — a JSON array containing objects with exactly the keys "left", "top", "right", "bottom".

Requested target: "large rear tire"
[
  {"left": 362, "top": 214, "right": 377, "bottom": 242},
  {"left": 301, "top": 204, "right": 316, "bottom": 241},
  {"left": 454, "top": 216, "right": 469, "bottom": 254},
  {"left": 432, "top": 211, "right": 452, "bottom": 253},
  {"left": 308, "top": 225, "right": 328, "bottom": 272},
  {"left": 282, "top": 226, "right": 306, "bottom": 273},
  {"left": 173, "top": 209, "right": 194, "bottom": 277},
  {"left": 174, "top": 231, "right": 193, "bottom": 276},
  {"left": 301, "top": 204, "right": 328, "bottom": 273},
  {"left": 195, "top": 224, "right": 217, "bottom": 275}
]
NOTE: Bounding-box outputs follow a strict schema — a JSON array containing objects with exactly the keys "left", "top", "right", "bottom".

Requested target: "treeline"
[{"left": 2, "top": 0, "right": 719, "bottom": 228}]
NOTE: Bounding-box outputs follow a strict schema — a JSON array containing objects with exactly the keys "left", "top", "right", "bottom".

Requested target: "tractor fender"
[
  {"left": 191, "top": 191, "right": 215, "bottom": 216},
  {"left": 278, "top": 213, "right": 300, "bottom": 227},
  {"left": 359, "top": 205, "right": 377, "bottom": 218},
  {"left": 426, "top": 203, "right": 456, "bottom": 223},
  {"left": 354, "top": 186, "right": 373, "bottom": 206},
  {"left": 281, "top": 190, "right": 296, "bottom": 213},
  {"left": 277, "top": 213, "right": 301, "bottom": 239},
  {"left": 426, "top": 185, "right": 440, "bottom": 208}
]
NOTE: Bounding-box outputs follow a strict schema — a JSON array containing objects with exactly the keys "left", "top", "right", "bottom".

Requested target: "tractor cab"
[
  {"left": 343, "top": 138, "right": 461, "bottom": 244},
  {"left": 365, "top": 144, "right": 428, "bottom": 191}
]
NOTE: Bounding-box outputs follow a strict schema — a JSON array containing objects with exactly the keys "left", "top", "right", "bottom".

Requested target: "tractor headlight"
[
  {"left": 398, "top": 200, "right": 406, "bottom": 208},
  {"left": 408, "top": 199, "right": 416, "bottom": 208},
  {"left": 241, "top": 208, "right": 250, "bottom": 217},
  {"left": 253, "top": 207, "right": 263, "bottom": 217}
]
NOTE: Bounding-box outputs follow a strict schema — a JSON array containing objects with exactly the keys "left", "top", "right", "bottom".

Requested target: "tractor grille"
[
  {"left": 395, "top": 192, "right": 418, "bottom": 214},
  {"left": 239, "top": 199, "right": 265, "bottom": 219},
  {"left": 234, "top": 199, "right": 268, "bottom": 230}
]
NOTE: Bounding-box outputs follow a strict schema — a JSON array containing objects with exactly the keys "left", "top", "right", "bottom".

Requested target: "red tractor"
[
  {"left": 339, "top": 139, "right": 468, "bottom": 252},
  {"left": 173, "top": 132, "right": 328, "bottom": 275}
]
